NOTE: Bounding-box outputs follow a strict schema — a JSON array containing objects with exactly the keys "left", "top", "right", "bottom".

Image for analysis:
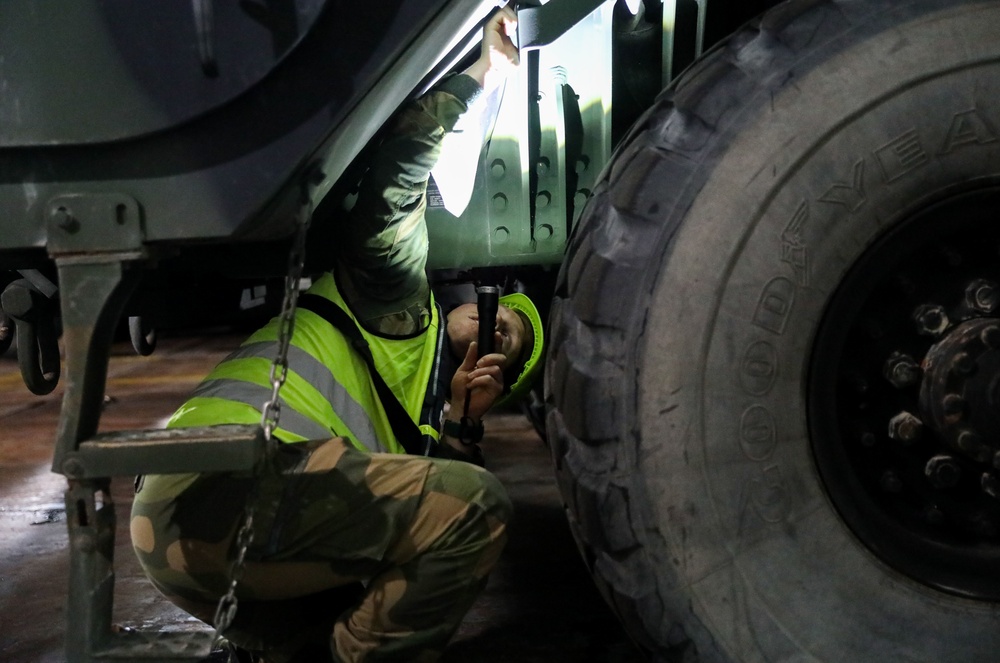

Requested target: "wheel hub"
[
  {"left": 920, "top": 317, "right": 1000, "bottom": 468},
  {"left": 809, "top": 189, "right": 1000, "bottom": 600}
]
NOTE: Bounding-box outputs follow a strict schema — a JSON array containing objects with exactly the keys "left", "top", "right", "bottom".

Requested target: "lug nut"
[
  {"left": 982, "top": 473, "right": 1000, "bottom": 499},
  {"left": 951, "top": 352, "right": 977, "bottom": 377},
  {"left": 958, "top": 429, "right": 983, "bottom": 454},
  {"left": 942, "top": 393, "right": 966, "bottom": 417},
  {"left": 966, "top": 279, "right": 1000, "bottom": 313},
  {"left": 913, "top": 304, "right": 949, "bottom": 336},
  {"left": 925, "top": 454, "right": 962, "bottom": 489},
  {"left": 982, "top": 325, "right": 1000, "bottom": 349},
  {"left": 883, "top": 352, "right": 921, "bottom": 388},
  {"left": 888, "top": 411, "right": 922, "bottom": 443}
]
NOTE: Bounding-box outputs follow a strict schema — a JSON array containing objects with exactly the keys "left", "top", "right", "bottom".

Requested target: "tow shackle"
[{"left": 1, "top": 278, "right": 61, "bottom": 395}]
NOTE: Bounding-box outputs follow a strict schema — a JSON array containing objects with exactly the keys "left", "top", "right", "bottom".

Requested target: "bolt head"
[
  {"left": 942, "top": 393, "right": 966, "bottom": 417},
  {"left": 958, "top": 429, "right": 982, "bottom": 452},
  {"left": 966, "top": 279, "right": 1000, "bottom": 313},
  {"left": 925, "top": 454, "right": 961, "bottom": 488},
  {"left": 913, "top": 304, "right": 949, "bottom": 336},
  {"left": 61, "top": 457, "right": 85, "bottom": 479},
  {"left": 982, "top": 325, "right": 1000, "bottom": 349},
  {"left": 950, "top": 352, "right": 977, "bottom": 377},
  {"left": 888, "top": 411, "right": 922, "bottom": 442},
  {"left": 982, "top": 473, "right": 1000, "bottom": 499},
  {"left": 51, "top": 206, "right": 80, "bottom": 234},
  {"left": 883, "top": 352, "right": 920, "bottom": 388}
]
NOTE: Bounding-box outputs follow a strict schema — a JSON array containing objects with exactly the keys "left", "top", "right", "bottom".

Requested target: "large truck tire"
[{"left": 546, "top": 1, "right": 1000, "bottom": 661}]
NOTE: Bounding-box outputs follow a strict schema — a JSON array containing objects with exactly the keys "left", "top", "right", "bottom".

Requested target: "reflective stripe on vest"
[
  {"left": 191, "top": 376, "right": 333, "bottom": 441},
  {"left": 206, "top": 341, "right": 380, "bottom": 446},
  {"left": 169, "top": 272, "right": 443, "bottom": 454}
]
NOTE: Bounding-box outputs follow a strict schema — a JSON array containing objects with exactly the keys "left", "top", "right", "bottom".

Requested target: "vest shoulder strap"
[{"left": 297, "top": 293, "right": 426, "bottom": 455}]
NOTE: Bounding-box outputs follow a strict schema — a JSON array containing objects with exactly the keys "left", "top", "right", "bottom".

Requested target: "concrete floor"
[{"left": 0, "top": 331, "right": 644, "bottom": 662}]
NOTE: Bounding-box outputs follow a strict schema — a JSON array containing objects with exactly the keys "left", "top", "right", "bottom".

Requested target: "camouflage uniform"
[{"left": 130, "top": 74, "right": 513, "bottom": 662}]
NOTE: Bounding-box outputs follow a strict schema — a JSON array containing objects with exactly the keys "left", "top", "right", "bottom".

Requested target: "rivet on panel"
[{"left": 490, "top": 159, "right": 507, "bottom": 179}]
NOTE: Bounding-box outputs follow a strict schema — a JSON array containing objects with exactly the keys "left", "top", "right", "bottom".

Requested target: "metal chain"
[
  {"left": 211, "top": 175, "right": 317, "bottom": 650},
  {"left": 260, "top": 196, "right": 311, "bottom": 439}
]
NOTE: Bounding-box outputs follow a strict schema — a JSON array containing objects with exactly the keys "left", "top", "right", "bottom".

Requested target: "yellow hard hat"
[{"left": 496, "top": 292, "right": 544, "bottom": 406}]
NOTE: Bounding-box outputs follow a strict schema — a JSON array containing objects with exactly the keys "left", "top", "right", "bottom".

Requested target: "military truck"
[{"left": 2, "top": 0, "right": 999, "bottom": 660}]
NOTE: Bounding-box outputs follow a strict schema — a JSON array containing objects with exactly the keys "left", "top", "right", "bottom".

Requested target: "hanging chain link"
[
  {"left": 260, "top": 195, "right": 312, "bottom": 441},
  {"left": 211, "top": 173, "right": 318, "bottom": 649}
]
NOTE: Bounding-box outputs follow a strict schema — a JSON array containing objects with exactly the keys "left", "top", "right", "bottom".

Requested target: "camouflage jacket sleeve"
[{"left": 338, "top": 74, "right": 484, "bottom": 333}]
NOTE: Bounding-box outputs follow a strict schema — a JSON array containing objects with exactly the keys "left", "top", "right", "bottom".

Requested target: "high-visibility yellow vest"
[{"left": 167, "top": 272, "right": 446, "bottom": 454}]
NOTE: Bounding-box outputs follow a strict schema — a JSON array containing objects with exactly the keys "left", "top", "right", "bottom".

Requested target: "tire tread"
[{"left": 545, "top": 0, "right": 903, "bottom": 659}]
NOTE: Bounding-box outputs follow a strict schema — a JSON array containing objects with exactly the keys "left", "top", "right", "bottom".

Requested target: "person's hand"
[
  {"left": 448, "top": 338, "right": 505, "bottom": 423},
  {"left": 464, "top": 4, "right": 519, "bottom": 91}
]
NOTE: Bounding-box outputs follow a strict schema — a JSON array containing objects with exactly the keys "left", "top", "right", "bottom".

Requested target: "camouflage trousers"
[{"left": 130, "top": 437, "right": 512, "bottom": 662}]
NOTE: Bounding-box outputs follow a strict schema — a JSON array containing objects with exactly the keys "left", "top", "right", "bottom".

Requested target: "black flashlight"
[{"left": 476, "top": 285, "right": 499, "bottom": 357}]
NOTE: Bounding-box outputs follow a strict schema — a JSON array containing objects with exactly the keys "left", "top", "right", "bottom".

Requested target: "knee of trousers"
[
  {"left": 416, "top": 461, "right": 514, "bottom": 566},
  {"left": 433, "top": 460, "right": 513, "bottom": 525}
]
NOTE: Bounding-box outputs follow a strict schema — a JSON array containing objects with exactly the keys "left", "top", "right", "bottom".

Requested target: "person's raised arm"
[{"left": 338, "top": 6, "right": 519, "bottom": 330}]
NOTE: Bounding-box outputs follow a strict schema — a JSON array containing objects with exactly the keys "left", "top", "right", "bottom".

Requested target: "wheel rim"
[{"left": 810, "top": 187, "right": 1000, "bottom": 601}]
